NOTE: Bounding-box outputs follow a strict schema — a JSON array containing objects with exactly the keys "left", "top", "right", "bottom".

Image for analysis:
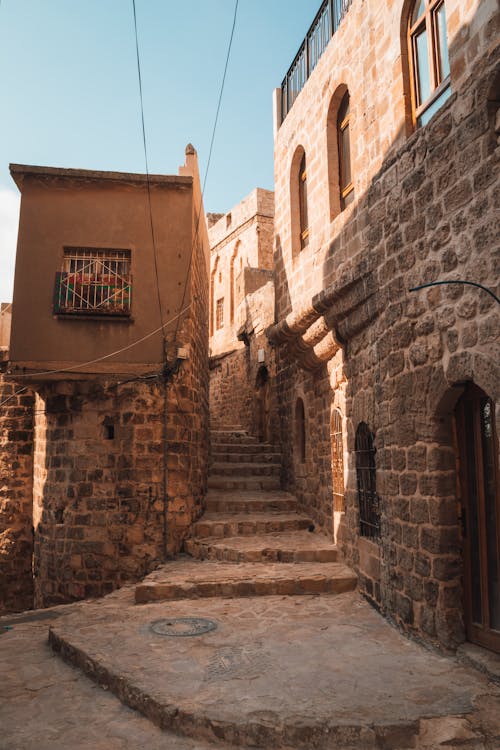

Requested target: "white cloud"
[{"left": 0, "top": 188, "right": 20, "bottom": 303}]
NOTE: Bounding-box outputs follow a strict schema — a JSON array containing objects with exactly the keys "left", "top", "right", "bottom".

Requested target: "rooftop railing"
[{"left": 280, "top": 0, "right": 353, "bottom": 124}]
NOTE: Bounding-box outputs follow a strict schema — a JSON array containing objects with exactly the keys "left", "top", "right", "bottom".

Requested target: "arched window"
[
  {"left": 331, "top": 409, "right": 345, "bottom": 512},
  {"left": 408, "top": 0, "right": 451, "bottom": 127},
  {"left": 295, "top": 398, "right": 306, "bottom": 463},
  {"left": 355, "top": 423, "right": 380, "bottom": 538},
  {"left": 298, "top": 153, "right": 309, "bottom": 249},
  {"left": 290, "top": 147, "right": 309, "bottom": 256},
  {"left": 337, "top": 91, "right": 354, "bottom": 210}
]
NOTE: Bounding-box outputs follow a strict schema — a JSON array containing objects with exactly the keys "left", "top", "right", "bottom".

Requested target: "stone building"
[
  {"left": 208, "top": 188, "right": 279, "bottom": 444},
  {"left": 265, "top": 0, "right": 499, "bottom": 654},
  {"left": 0, "top": 145, "right": 210, "bottom": 610}
]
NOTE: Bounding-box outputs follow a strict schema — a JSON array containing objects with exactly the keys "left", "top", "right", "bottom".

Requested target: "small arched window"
[
  {"left": 290, "top": 146, "right": 309, "bottom": 256},
  {"left": 337, "top": 91, "right": 354, "bottom": 210},
  {"left": 408, "top": 0, "right": 451, "bottom": 127},
  {"left": 355, "top": 423, "right": 380, "bottom": 538},
  {"left": 295, "top": 398, "right": 306, "bottom": 463},
  {"left": 331, "top": 409, "right": 345, "bottom": 512},
  {"left": 298, "top": 153, "right": 309, "bottom": 249}
]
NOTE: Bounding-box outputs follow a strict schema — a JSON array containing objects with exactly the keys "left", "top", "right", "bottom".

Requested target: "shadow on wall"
[{"left": 272, "top": 4, "right": 499, "bottom": 651}]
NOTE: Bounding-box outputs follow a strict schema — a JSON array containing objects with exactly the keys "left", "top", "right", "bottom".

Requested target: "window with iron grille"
[
  {"left": 337, "top": 91, "right": 354, "bottom": 210},
  {"left": 355, "top": 422, "right": 380, "bottom": 538},
  {"left": 54, "top": 248, "right": 132, "bottom": 316},
  {"left": 331, "top": 408, "right": 345, "bottom": 512},
  {"left": 216, "top": 297, "right": 224, "bottom": 330}
]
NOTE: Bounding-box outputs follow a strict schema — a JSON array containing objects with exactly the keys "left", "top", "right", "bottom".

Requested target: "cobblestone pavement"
[{"left": 3, "top": 586, "right": 497, "bottom": 749}]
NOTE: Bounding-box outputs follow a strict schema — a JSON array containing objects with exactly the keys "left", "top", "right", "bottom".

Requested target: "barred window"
[
  {"left": 355, "top": 422, "right": 380, "bottom": 538},
  {"left": 54, "top": 248, "right": 131, "bottom": 316},
  {"left": 216, "top": 297, "right": 224, "bottom": 330},
  {"left": 298, "top": 153, "right": 309, "bottom": 249}
]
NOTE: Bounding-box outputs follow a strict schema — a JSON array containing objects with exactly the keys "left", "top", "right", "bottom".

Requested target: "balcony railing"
[{"left": 280, "top": 0, "right": 353, "bottom": 124}]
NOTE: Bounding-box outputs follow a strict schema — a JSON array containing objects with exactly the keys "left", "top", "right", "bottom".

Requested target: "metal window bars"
[
  {"left": 54, "top": 248, "right": 132, "bottom": 316},
  {"left": 355, "top": 423, "right": 380, "bottom": 538},
  {"left": 281, "top": 0, "right": 353, "bottom": 123}
]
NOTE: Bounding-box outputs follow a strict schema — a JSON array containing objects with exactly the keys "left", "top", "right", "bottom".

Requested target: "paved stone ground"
[
  {"left": 4, "top": 585, "right": 495, "bottom": 749},
  {"left": 0, "top": 592, "right": 243, "bottom": 750}
]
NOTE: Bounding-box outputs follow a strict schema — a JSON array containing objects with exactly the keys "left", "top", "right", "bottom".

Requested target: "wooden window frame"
[
  {"left": 215, "top": 297, "right": 224, "bottom": 331},
  {"left": 408, "top": 0, "right": 451, "bottom": 127},
  {"left": 331, "top": 408, "right": 345, "bottom": 513},
  {"left": 299, "top": 153, "right": 309, "bottom": 249},
  {"left": 337, "top": 92, "right": 354, "bottom": 209}
]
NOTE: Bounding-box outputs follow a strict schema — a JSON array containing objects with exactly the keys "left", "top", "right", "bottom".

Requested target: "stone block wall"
[
  {"left": 0, "top": 357, "right": 34, "bottom": 614},
  {"left": 31, "top": 380, "right": 166, "bottom": 607},
  {"left": 271, "top": 0, "right": 499, "bottom": 651},
  {"left": 164, "top": 234, "right": 210, "bottom": 555},
  {"left": 209, "top": 188, "right": 274, "bottom": 356}
]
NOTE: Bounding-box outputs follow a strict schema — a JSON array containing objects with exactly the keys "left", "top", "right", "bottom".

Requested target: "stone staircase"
[{"left": 135, "top": 429, "right": 356, "bottom": 603}]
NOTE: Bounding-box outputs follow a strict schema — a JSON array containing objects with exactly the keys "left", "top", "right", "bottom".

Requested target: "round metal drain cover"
[{"left": 150, "top": 617, "right": 218, "bottom": 637}]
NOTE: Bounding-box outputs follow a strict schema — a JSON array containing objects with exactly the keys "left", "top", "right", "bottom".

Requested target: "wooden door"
[{"left": 456, "top": 384, "right": 500, "bottom": 654}]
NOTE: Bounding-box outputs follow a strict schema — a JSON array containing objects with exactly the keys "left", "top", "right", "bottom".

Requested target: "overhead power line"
[
  {"left": 173, "top": 0, "right": 239, "bottom": 344},
  {"left": 132, "top": 0, "right": 166, "bottom": 349}
]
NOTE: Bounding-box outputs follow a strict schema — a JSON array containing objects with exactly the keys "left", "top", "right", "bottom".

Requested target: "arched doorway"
[{"left": 455, "top": 383, "right": 500, "bottom": 654}]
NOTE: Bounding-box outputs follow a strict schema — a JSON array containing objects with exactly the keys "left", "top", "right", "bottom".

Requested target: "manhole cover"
[{"left": 150, "top": 617, "right": 218, "bottom": 637}]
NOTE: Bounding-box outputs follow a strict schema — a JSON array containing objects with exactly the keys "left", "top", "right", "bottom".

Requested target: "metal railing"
[{"left": 280, "top": 0, "right": 353, "bottom": 124}]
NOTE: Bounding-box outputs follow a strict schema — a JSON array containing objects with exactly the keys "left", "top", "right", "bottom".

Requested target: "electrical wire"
[
  {"left": 173, "top": 0, "right": 239, "bottom": 344},
  {"left": 132, "top": 0, "right": 166, "bottom": 347},
  {"left": 0, "top": 303, "right": 191, "bottom": 408}
]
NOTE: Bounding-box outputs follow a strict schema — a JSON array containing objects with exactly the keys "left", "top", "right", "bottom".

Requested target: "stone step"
[
  {"left": 206, "top": 490, "right": 298, "bottom": 513},
  {"left": 210, "top": 431, "right": 260, "bottom": 445},
  {"left": 207, "top": 476, "right": 281, "bottom": 491},
  {"left": 210, "top": 450, "right": 281, "bottom": 464},
  {"left": 210, "top": 462, "right": 281, "bottom": 477},
  {"left": 192, "top": 512, "right": 313, "bottom": 538},
  {"left": 210, "top": 442, "right": 277, "bottom": 455},
  {"left": 185, "top": 531, "right": 338, "bottom": 563},
  {"left": 135, "top": 559, "right": 357, "bottom": 603}
]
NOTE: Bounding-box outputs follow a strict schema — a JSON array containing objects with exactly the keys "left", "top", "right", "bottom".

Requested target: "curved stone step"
[
  {"left": 135, "top": 559, "right": 357, "bottom": 603},
  {"left": 185, "top": 531, "right": 338, "bottom": 563},
  {"left": 192, "top": 512, "right": 313, "bottom": 538},
  {"left": 48, "top": 592, "right": 484, "bottom": 750},
  {"left": 210, "top": 462, "right": 281, "bottom": 477},
  {"left": 206, "top": 490, "right": 298, "bottom": 513}
]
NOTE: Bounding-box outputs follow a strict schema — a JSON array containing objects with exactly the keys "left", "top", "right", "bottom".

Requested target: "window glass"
[
  {"left": 340, "top": 123, "right": 352, "bottom": 189},
  {"left": 418, "top": 85, "right": 451, "bottom": 126},
  {"left": 436, "top": 2, "right": 450, "bottom": 81},
  {"left": 412, "top": 0, "right": 426, "bottom": 23},
  {"left": 415, "top": 28, "right": 431, "bottom": 106}
]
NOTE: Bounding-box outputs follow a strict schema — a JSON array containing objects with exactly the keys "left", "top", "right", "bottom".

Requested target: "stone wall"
[
  {"left": 31, "top": 380, "right": 166, "bottom": 607},
  {"left": 164, "top": 233, "right": 210, "bottom": 555},
  {"left": 271, "top": 0, "right": 499, "bottom": 651},
  {"left": 0, "top": 356, "right": 34, "bottom": 614},
  {"left": 209, "top": 188, "right": 274, "bottom": 356}
]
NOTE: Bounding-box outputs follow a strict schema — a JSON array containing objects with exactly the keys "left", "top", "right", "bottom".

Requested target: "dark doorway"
[
  {"left": 455, "top": 383, "right": 500, "bottom": 654},
  {"left": 255, "top": 366, "right": 270, "bottom": 443}
]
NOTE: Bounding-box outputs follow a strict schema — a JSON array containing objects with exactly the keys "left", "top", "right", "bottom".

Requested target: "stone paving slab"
[
  {"left": 135, "top": 559, "right": 356, "bottom": 603},
  {"left": 0, "top": 596, "right": 245, "bottom": 750},
  {"left": 48, "top": 590, "right": 500, "bottom": 749}
]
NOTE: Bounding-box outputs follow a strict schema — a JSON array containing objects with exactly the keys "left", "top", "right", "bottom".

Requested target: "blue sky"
[{"left": 0, "top": 0, "right": 319, "bottom": 300}]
